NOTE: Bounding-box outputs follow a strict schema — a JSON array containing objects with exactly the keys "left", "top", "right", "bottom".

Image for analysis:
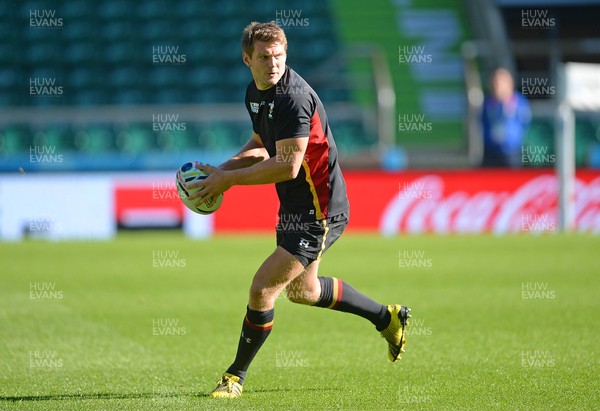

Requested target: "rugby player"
[{"left": 187, "top": 21, "right": 411, "bottom": 399}]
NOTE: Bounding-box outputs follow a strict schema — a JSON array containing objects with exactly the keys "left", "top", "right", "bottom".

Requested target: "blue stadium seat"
[
  {"left": 107, "top": 66, "right": 142, "bottom": 89},
  {"left": 0, "top": 125, "right": 34, "bottom": 155},
  {"left": 183, "top": 40, "right": 215, "bottom": 63},
  {"left": 156, "top": 129, "right": 198, "bottom": 151},
  {"left": 67, "top": 67, "right": 101, "bottom": 90},
  {"left": 61, "top": 1, "right": 95, "bottom": 19},
  {"left": 25, "top": 41, "right": 61, "bottom": 65},
  {"left": 187, "top": 66, "right": 221, "bottom": 89},
  {"left": 155, "top": 87, "right": 193, "bottom": 104},
  {"left": 32, "top": 124, "right": 76, "bottom": 151},
  {"left": 102, "top": 20, "right": 135, "bottom": 42},
  {"left": 64, "top": 42, "right": 98, "bottom": 65},
  {"left": 116, "top": 124, "right": 156, "bottom": 154},
  {"left": 0, "top": 14, "right": 13, "bottom": 41},
  {"left": 104, "top": 42, "right": 139, "bottom": 65},
  {"left": 74, "top": 125, "right": 116, "bottom": 153},
  {"left": 180, "top": 20, "right": 213, "bottom": 41},
  {"left": 0, "top": 67, "right": 17, "bottom": 90},
  {"left": 97, "top": 0, "right": 133, "bottom": 19},
  {"left": 72, "top": 89, "right": 110, "bottom": 106},
  {"left": 136, "top": 1, "right": 175, "bottom": 20},
  {"left": 141, "top": 20, "right": 178, "bottom": 42},
  {"left": 113, "top": 89, "right": 148, "bottom": 105},
  {"left": 62, "top": 20, "right": 97, "bottom": 43},
  {"left": 4, "top": 0, "right": 349, "bottom": 170},
  {"left": 174, "top": 2, "right": 203, "bottom": 18},
  {"left": 192, "top": 87, "right": 230, "bottom": 104},
  {"left": 148, "top": 67, "right": 185, "bottom": 89}
]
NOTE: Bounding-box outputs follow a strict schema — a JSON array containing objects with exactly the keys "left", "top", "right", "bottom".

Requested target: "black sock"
[
  {"left": 226, "top": 306, "right": 274, "bottom": 384},
  {"left": 313, "top": 276, "right": 391, "bottom": 331}
]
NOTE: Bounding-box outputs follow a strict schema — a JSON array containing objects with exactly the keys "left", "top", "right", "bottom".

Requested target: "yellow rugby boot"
[
  {"left": 380, "top": 304, "right": 411, "bottom": 362},
  {"left": 209, "top": 373, "right": 243, "bottom": 398}
]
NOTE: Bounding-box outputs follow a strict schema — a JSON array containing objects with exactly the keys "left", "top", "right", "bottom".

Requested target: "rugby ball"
[{"left": 176, "top": 162, "right": 223, "bottom": 215}]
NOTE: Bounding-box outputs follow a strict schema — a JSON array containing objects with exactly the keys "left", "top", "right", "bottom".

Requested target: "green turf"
[{"left": 1, "top": 233, "right": 598, "bottom": 410}]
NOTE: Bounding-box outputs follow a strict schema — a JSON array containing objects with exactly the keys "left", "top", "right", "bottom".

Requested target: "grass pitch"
[{"left": 0, "top": 232, "right": 598, "bottom": 410}]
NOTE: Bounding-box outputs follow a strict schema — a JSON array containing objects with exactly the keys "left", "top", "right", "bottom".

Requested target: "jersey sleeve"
[
  {"left": 245, "top": 85, "right": 259, "bottom": 135},
  {"left": 274, "top": 93, "right": 314, "bottom": 141}
]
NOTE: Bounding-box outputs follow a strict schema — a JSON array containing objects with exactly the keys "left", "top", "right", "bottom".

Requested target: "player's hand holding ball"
[{"left": 176, "top": 161, "right": 224, "bottom": 214}]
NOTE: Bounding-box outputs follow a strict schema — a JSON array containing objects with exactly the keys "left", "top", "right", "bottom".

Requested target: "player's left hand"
[{"left": 186, "top": 162, "right": 231, "bottom": 206}]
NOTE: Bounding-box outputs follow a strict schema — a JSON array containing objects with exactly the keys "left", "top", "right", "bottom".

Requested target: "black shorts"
[{"left": 276, "top": 211, "right": 349, "bottom": 268}]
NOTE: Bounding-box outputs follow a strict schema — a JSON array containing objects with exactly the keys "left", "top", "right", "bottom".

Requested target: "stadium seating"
[
  {"left": 3, "top": 1, "right": 598, "bottom": 170},
  {"left": 1, "top": 0, "right": 361, "bottom": 170}
]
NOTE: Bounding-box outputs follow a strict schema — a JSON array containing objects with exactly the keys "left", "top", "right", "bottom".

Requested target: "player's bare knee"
[
  {"left": 286, "top": 287, "right": 319, "bottom": 305},
  {"left": 285, "top": 289, "right": 306, "bottom": 304},
  {"left": 249, "top": 282, "right": 275, "bottom": 308}
]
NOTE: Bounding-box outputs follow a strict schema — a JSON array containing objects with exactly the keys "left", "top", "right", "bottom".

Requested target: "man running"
[{"left": 187, "top": 21, "right": 411, "bottom": 399}]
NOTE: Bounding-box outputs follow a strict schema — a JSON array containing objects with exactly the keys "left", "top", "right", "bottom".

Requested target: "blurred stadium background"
[
  {"left": 1, "top": 0, "right": 599, "bottom": 239},
  {"left": 2, "top": 1, "right": 600, "bottom": 409}
]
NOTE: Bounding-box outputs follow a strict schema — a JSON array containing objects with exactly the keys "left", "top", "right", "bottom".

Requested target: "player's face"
[{"left": 243, "top": 41, "right": 287, "bottom": 90}]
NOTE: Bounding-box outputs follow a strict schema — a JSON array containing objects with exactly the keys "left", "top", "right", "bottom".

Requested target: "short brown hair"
[{"left": 241, "top": 21, "right": 287, "bottom": 58}]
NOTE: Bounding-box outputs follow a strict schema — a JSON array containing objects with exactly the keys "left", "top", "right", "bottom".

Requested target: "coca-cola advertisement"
[{"left": 214, "top": 170, "right": 600, "bottom": 234}]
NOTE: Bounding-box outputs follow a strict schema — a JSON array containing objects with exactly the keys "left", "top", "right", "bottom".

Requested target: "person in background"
[{"left": 481, "top": 67, "right": 531, "bottom": 167}]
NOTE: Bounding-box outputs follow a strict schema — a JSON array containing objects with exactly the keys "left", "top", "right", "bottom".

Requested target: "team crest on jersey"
[
  {"left": 268, "top": 101, "right": 274, "bottom": 119},
  {"left": 268, "top": 101, "right": 275, "bottom": 120},
  {"left": 249, "top": 102, "right": 260, "bottom": 113}
]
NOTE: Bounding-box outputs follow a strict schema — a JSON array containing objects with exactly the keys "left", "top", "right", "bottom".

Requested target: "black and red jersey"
[{"left": 245, "top": 66, "right": 349, "bottom": 222}]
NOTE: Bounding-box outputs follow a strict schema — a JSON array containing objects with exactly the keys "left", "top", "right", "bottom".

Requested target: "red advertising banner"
[
  {"left": 214, "top": 169, "right": 600, "bottom": 234},
  {"left": 114, "top": 183, "right": 185, "bottom": 228}
]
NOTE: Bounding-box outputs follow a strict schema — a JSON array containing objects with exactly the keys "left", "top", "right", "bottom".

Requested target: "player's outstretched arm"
[
  {"left": 219, "top": 132, "right": 268, "bottom": 171},
  {"left": 188, "top": 136, "right": 307, "bottom": 203},
  {"left": 229, "top": 136, "right": 308, "bottom": 184}
]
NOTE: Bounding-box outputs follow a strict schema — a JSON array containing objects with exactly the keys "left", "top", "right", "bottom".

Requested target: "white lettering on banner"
[
  {"left": 493, "top": 176, "right": 557, "bottom": 233},
  {"left": 381, "top": 176, "right": 600, "bottom": 234}
]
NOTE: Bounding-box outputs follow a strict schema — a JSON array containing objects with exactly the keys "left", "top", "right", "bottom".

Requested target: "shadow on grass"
[
  {"left": 0, "top": 387, "right": 332, "bottom": 402},
  {"left": 0, "top": 392, "right": 205, "bottom": 402}
]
